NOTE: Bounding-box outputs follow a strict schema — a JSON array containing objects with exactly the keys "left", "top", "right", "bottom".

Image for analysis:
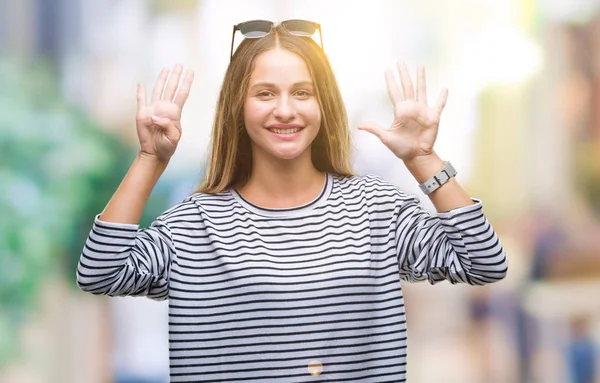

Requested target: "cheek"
[
  {"left": 300, "top": 101, "right": 322, "bottom": 125},
  {"left": 244, "top": 100, "right": 271, "bottom": 124},
  {"left": 314, "top": 109, "right": 322, "bottom": 125}
]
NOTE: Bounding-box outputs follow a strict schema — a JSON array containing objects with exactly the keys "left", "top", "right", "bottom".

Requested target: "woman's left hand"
[{"left": 358, "top": 61, "right": 448, "bottom": 162}]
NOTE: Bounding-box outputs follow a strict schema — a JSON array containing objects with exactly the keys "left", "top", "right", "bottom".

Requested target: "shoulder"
[
  {"left": 156, "top": 191, "right": 235, "bottom": 223},
  {"left": 334, "top": 173, "right": 416, "bottom": 199},
  {"left": 334, "top": 174, "right": 419, "bottom": 203}
]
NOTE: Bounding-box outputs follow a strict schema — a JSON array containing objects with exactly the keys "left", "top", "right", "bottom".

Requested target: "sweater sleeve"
[
  {"left": 76, "top": 215, "right": 175, "bottom": 300},
  {"left": 395, "top": 194, "right": 508, "bottom": 285}
]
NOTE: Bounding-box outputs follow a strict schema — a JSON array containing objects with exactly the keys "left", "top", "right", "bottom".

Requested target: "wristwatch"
[{"left": 418, "top": 161, "right": 457, "bottom": 195}]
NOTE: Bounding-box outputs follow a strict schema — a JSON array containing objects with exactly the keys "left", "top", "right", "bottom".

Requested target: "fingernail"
[{"left": 152, "top": 116, "right": 160, "bottom": 122}]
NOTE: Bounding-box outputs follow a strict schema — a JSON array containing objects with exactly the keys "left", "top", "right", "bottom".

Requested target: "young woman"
[{"left": 77, "top": 19, "right": 508, "bottom": 382}]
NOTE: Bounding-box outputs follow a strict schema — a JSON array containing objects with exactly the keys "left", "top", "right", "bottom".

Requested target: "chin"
[
  {"left": 251, "top": 141, "right": 313, "bottom": 163},
  {"left": 268, "top": 146, "right": 311, "bottom": 162},
  {"left": 272, "top": 151, "right": 305, "bottom": 161}
]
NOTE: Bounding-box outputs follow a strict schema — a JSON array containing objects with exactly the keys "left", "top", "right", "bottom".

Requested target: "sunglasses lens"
[
  {"left": 282, "top": 20, "right": 317, "bottom": 36},
  {"left": 239, "top": 20, "right": 273, "bottom": 38}
]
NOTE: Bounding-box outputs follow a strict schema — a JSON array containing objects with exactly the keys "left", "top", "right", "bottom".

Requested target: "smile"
[{"left": 268, "top": 127, "right": 303, "bottom": 134}]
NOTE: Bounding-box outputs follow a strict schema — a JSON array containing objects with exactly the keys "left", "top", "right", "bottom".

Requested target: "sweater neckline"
[{"left": 230, "top": 173, "right": 333, "bottom": 217}]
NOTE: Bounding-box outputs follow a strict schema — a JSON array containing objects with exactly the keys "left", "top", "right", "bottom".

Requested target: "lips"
[
  {"left": 266, "top": 124, "right": 304, "bottom": 135},
  {"left": 269, "top": 127, "right": 303, "bottom": 134}
]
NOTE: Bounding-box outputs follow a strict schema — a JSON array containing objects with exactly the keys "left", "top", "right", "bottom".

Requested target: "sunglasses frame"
[{"left": 230, "top": 19, "right": 324, "bottom": 61}]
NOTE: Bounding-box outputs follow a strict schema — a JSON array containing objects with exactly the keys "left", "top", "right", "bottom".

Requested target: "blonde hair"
[{"left": 197, "top": 25, "right": 354, "bottom": 194}]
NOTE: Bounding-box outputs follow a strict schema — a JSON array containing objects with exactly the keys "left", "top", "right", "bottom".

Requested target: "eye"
[
  {"left": 294, "top": 90, "right": 312, "bottom": 98},
  {"left": 256, "top": 91, "right": 274, "bottom": 98}
]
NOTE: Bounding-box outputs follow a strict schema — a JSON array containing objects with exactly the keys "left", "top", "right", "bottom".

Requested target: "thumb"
[
  {"left": 357, "top": 122, "right": 385, "bottom": 140},
  {"left": 151, "top": 116, "right": 180, "bottom": 140},
  {"left": 151, "top": 116, "right": 176, "bottom": 130},
  {"left": 151, "top": 115, "right": 169, "bottom": 126}
]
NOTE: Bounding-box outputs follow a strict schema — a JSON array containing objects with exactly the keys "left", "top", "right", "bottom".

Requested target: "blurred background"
[{"left": 1, "top": 0, "right": 600, "bottom": 382}]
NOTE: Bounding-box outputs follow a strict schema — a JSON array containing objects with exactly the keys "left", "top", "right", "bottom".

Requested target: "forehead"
[{"left": 249, "top": 48, "right": 312, "bottom": 84}]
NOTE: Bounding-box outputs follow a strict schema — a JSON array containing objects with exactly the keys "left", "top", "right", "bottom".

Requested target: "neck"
[{"left": 239, "top": 151, "right": 325, "bottom": 209}]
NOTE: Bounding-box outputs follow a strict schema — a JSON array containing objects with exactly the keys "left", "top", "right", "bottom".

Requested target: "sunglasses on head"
[{"left": 230, "top": 19, "right": 324, "bottom": 61}]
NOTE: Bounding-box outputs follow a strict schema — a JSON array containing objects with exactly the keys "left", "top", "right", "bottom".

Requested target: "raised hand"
[
  {"left": 136, "top": 64, "right": 195, "bottom": 162},
  {"left": 358, "top": 61, "right": 448, "bottom": 162}
]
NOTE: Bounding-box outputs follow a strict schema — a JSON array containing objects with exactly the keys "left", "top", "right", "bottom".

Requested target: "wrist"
[
  {"left": 135, "top": 151, "right": 169, "bottom": 178},
  {"left": 137, "top": 151, "right": 169, "bottom": 166},
  {"left": 403, "top": 153, "right": 444, "bottom": 183}
]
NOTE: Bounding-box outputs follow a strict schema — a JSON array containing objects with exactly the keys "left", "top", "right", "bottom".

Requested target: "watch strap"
[{"left": 418, "top": 161, "right": 457, "bottom": 195}]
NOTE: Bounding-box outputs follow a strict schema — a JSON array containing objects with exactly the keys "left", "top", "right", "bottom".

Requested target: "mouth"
[{"left": 267, "top": 127, "right": 304, "bottom": 135}]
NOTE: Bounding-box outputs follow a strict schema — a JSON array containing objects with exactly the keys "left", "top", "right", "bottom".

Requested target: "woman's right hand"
[{"left": 136, "top": 64, "right": 194, "bottom": 162}]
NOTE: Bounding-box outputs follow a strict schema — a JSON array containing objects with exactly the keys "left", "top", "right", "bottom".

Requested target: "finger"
[
  {"left": 357, "top": 122, "right": 385, "bottom": 141},
  {"left": 151, "top": 116, "right": 177, "bottom": 133},
  {"left": 151, "top": 116, "right": 171, "bottom": 129},
  {"left": 385, "top": 70, "right": 403, "bottom": 105},
  {"left": 397, "top": 61, "right": 415, "bottom": 100},
  {"left": 416, "top": 66, "right": 427, "bottom": 105},
  {"left": 435, "top": 88, "right": 449, "bottom": 115},
  {"left": 173, "top": 70, "right": 195, "bottom": 109},
  {"left": 137, "top": 82, "right": 146, "bottom": 110},
  {"left": 151, "top": 67, "right": 169, "bottom": 102},
  {"left": 163, "top": 64, "right": 183, "bottom": 102},
  {"left": 151, "top": 116, "right": 181, "bottom": 141}
]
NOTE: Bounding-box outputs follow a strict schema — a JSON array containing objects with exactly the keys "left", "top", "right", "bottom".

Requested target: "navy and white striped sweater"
[{"left": 77, "top": 173, "right": 508, "bottom": 382}]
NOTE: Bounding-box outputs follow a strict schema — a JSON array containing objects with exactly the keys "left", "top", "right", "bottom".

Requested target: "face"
[{"left": 244, "top": 48, "right": 321, "bottom": 164}]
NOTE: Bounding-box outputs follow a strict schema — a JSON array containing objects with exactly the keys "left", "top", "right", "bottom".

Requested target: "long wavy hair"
[{"left": 197, "top": 25, "right": 354, "bottom": 193}]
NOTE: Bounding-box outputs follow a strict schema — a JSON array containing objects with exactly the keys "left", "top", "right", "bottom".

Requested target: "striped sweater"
[{"left": 77, "top": 173, "right": 508, "bottom": 382}]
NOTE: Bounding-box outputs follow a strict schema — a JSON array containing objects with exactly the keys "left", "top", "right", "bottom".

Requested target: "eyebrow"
[{"left": 249, "top": 81, "right": 314, "bottom": 89}]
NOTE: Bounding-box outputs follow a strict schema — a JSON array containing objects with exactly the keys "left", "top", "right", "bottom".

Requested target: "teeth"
[{"left": 271, "top": 127, "right": 301, "bottom": 134}]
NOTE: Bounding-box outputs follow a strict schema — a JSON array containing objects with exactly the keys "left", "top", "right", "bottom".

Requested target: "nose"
[{"left": 273, "top": 95, "right": 296, "bottom": 121}]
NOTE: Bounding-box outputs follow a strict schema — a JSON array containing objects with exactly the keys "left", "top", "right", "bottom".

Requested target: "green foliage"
[{"left": 0, "top": 57, "right": 140, "bottom": 367}]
